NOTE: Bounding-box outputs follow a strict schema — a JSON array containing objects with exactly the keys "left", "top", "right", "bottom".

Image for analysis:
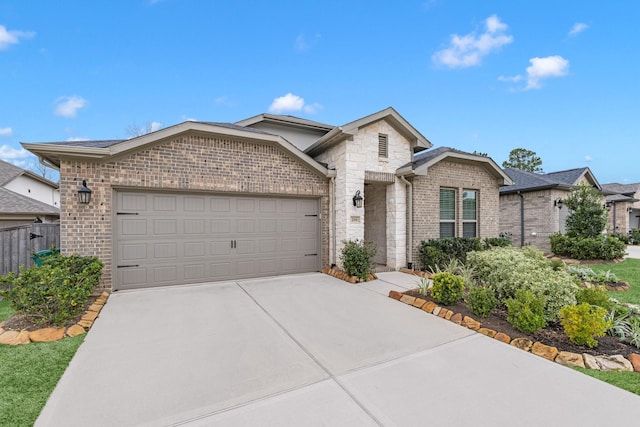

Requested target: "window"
[
  {"left": 378, "top": 134, "right": 388, "bottom": 158},
  {"left": 462, "top": 190, "right": 477, "bottom": 237},
  {"left": 440, "top": 189, "right": 456, "bottom": 237}
]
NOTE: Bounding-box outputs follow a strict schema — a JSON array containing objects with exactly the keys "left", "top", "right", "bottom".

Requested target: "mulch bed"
[
  {"left": 1, "top": 294, "right": 100, "bottom": 332},
  {"left": 404, "top": 289, "right": 636, "bottom": 358}
]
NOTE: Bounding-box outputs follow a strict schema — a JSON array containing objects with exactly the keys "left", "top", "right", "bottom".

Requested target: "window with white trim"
[
  {"left": 439, "top": 188, "right": 456, "bottom": 237},
  {"left": 462, "top": 189, "right": 477, "bottom": 237},
  {"left": 378, "top": 133, "right": 388, "bottom": 158}
]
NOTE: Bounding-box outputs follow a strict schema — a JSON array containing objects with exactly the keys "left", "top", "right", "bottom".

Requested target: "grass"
[
  {"left": 0, "top": 299, "right": 85, "bottom": 427},
  {"left": 573, "top": 367, "right": 640, "bottom": 396},
  {"left": 591, "top": 258, "right": 640, "bottom": 305}
]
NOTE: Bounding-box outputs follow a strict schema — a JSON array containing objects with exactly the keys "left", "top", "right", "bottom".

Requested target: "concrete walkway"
[
  {"left": 37, "top": 272, "right": 640, "bottom": 426},
  {"left": 626, "top": 245, "right": 640, "bottom": 259}
]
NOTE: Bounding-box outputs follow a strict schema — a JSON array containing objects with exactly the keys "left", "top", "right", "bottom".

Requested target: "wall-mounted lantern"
[
  {"left": 554, "top": 199, "right": 564, "bottom": 209},
  {"left": 77, "top": 179, "right": 92, "bottom": 204},
  {"left": 352, "top": 190, "right": 363, "bottom": 208},
  {"left": 605, "top": 201, "right": 613, "bottom": 211}
]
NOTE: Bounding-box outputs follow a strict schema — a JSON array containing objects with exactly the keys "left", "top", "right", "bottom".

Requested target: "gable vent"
[{"left": 378, "top": 134, "right": 388, "bottom": 158}]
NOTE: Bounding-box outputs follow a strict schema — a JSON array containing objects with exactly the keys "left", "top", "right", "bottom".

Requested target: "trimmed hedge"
[
  {"left": 0, "top": 253, "right": 103, "bottom": 326},
  {"left": 550, "top": 233, "right": 626, "bottom": 260},
  {"left": 418, "top": 237, "right": 511, "bottom": 271}
]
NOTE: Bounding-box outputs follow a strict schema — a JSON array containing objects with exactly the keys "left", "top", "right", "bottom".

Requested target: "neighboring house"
[
  {"left": 0, "top": 187, "right": 60, "bottom": 227},
  {"left": 600, "top": 182, "right": 640, "bottom": 233},
  {"left": 0, "top": 160, "right": 60, "bottom": 227},
  {"left": 23, "top": 107, "right": 511, "bottom": 291},
  {"left": 499, "top": 167, "right": 601, "bottom": 252},
  {"left": 0, "top": 159, "right": 60, "bottom": 207}
]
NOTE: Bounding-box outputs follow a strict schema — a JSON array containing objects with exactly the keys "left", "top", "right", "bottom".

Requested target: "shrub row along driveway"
[{"left": 37, "top": 272, "right": 640, "bottom": 426}]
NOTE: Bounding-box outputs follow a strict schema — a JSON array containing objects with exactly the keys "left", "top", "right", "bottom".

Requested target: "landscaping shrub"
[
  {"left": 630, "top": 228, "right": 640, "bottom": 245},
  {"left": 611, "top": 232, "right": 631, "bottom": 244},
  {"left": 576, "top": 287, "right": 614, "bottom": 311},
  {"left": 431, "top": 272, "right": 465, "bottom": 306},
  {"left": 418, "top": 237, "right": 481, "bottom": 271},
  {"left": 0, "top": 253, "right": 103, "bottom": 326},
  {"left": 340, "top": 239, "right": 376, "bottom": 281},
  {"left": 481, "top": 237, "right": 512, "bottom": 249},
  {"left": 505, "top": 289, "right": 547, "bottom": 334},
  {"left": 563, "top": 182, "right": 608, "bottom": 239},
  {"left": 567, "top": 265, "right": 619, "bottom": 285},
  {"left": 467, "top": 247, "right": 578, "bottom": 322},
  {"left": 466, "top": 286, "right": 498, "bottom": 318},
  {"left": 550, "top": 234, "right": 626, "bottom": 260},
  {"left": 559, "top": 303, "right": 611, "bottom": 348}
]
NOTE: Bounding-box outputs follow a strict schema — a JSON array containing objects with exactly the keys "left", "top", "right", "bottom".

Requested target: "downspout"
[
  {"left": 517, "top": 191, "right": 524, "bottom": 247},
  {"left": 329, "top": 174, "right": 336, "bottom": 267},
  {"left": 400, "top": 175, "right": 413, "bottom": 269}
]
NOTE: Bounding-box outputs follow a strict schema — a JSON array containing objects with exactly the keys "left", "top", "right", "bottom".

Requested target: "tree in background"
[
  {"left": 502, "top": 148, "right": 543, "bottom": 173},
  {"left": 564, "top": 183, "right": 607, "bottom": 238}
]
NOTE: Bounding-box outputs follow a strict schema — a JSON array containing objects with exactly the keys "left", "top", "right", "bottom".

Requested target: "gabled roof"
[
  {"left": 235, "top": 114, "right": 335, "bottom": 132},
  {"left": 0, "top": 187, "right": 60, "bottom": 215},
  {"left": 500, "top": 167, "right": 600, "bottom": 194},
  {"left": 396, "top": 146, "right": 513, "bottom": 185},
  {"left": 305, "top": 107, "right": 432, "bottom": 157},
  {"left": 0, "top": 159, "right": 58, "bottom": 188},
  {"left": 22, "top": 121, "right": 328, "bottom": 177},
  {"left": 601, "top": 182, "right": 640, "bottom": 196}
]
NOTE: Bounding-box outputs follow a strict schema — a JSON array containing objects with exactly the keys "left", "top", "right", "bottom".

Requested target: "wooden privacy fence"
[{"left": 0, "top": 223, "right": 60, "bottom": 276}]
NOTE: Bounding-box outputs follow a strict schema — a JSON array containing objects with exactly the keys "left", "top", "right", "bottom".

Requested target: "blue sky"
[{"left": 1, "top": 1, "right": 638, "bottom": 184}]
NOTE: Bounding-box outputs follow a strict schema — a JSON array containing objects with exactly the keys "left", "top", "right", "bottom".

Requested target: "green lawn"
[
  {"left": 591, "top": 258, "right": 640, "bottom": 305},
  {"left": 0, "top": 299, "right": 85, "bottom": 427},
  {"left": 573, "top": 367, "right": 640, "bottom": 396}
]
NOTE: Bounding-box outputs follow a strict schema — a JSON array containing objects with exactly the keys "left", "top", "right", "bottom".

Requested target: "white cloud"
[
  {"left": 497, "top": 74, "right": 523, "bottom": 83},
  {"left": 432, "top": 15, "right": 513, "bottom": 68},
  {"left": 149, "top": 121, "right": 162, "bottom": 132},
  {"left": 569, "top": 23, "right": 589, "bottom": 36},
  {"left": 0, "top": 127, "right": 13, "bottom": 137},
  {"left": 525, "top": 55, "right": 569, "bottom": 90},
  {"left": 0, "top": 25, "right": 35, "bottom": 50},
  {"left": 54, "top": 96, "right": 87, "bottom": 118},
  {"left": 585, "top": 155, "right": 593, "bottom": 162},
  {"left": 268, "top": 93, "right": 322, "bottom": 114},
  {"left": 0, "top": 144, "right": 30, "bottom": 160},
  {"left": 294, "top": 33, "right": 320, "bottom": 52}
]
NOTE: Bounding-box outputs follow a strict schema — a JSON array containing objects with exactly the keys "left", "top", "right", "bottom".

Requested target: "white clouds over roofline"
[
  {"left": 268, "top": 93, "right": 323, "bottom": 114},
  {"left": 0, "top": 127, "right": 13, "bottom": 137},
  {"left": 432, "top": 15, "right": 513, "bottom": 68},
  {"left": 0, "top": 24, "right": 35, "bottom": 50},
  {"left": 569, "top": 23, "right": 589, "bottom": 36},
  {"left": 499, "top": 55, "right": 570, "bottom": 90},
  {"left": 54, "top": 96, "right": 88, "bottom": 118},
  {"left": 0, "top": 144, "right": 30, "bottom": 160}
]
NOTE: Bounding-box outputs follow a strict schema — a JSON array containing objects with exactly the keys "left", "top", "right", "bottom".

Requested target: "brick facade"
[
  {"left": 410, "top": 160, "right": 502, "bottom": 266},
  {"left": 59, "top": 133, "right": 329, "bottom": 289}
]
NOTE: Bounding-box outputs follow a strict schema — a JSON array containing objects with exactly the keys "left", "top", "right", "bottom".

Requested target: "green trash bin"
[{"left": 31, "top": 248, "right": 61, "bottom": 266}]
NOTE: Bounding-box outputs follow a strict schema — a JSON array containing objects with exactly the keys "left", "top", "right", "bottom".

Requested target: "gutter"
[{"left": 518, "top": 191, "right": 525, "bottom": 247}]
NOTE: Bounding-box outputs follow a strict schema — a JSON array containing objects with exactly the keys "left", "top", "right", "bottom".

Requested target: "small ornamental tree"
[{"left": 564, "top": 183, "right": 607, "bottom": 239}]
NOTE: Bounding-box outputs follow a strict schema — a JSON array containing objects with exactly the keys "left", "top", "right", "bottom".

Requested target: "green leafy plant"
[
  {"left": 626, "top": 317, "right": 640, "bottom": 349},
  {"left": 481, "top": 237, "right": 512, "bottom": 249},
  {"left": 431, "top": 272, "right": 465, "bottom": 305},
  {"left": 466, "top": 286, "right": 498, "bottom": 318},
  {"left": 576, "top": 287, "right": 614, "bottom": 311},
  {"left": 606, "top": 308, "right": 631, "bottom": 340},
  {"left": 563, "top": 182, "right": 608, "bottom": 239},
  {"left": 550, "top": 234, "right": 626, "bottom": 260},
  {"left": 418, "top": 237, "right": 482, "bottom": 271},
  {"left": 505, "top": 289, "right": 546, "bottom": 334},
  {"left": 416, "top": 276, "right": 431, "bottom": 296},
  {"left": 340, "top": 239, "right": 376, "bottom": 281},
  {"left": 559, "top": 303, "right": 611, "bottom": 348},
  {"left": 0, "top": 253, "right": 103, "bottom": 326}
]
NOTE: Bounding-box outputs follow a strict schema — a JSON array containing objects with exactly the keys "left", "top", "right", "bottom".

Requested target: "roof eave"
[{"left": 415, "top": 152, "right": 513, "bottom": 185}]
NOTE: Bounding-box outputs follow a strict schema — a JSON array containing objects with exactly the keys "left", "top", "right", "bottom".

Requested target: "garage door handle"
[
  {"left": 304, "top": 253, "right": 317, "bottom": 256},
  {"left": 117, "top": 265, "right": 140, "bottom": 268},
  {"left": 230, "top": 240, "right": 237, "bottom": 249}
]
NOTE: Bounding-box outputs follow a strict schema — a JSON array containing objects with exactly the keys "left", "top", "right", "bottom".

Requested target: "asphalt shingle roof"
[
  {"left": 0, "top": 187, "right": 60, "bottom": 215},
  {"left": 601, "top": 182, "right": 640, "bottom": 195},
  {"left": 0, "top": 159, "right": 25, "bottom": 186},
  {"left": 500, "top": 167, "right": 591, "bottom": 194}
]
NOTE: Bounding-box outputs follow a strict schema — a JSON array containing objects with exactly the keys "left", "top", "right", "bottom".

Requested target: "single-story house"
[
  {"left": 0, "top": 159, "right": 60, "bottom": 207},
  {"left": 23, "top": 107, "right": 511, "bottom": 291},
  {"left": 600, "top": 182, "right": 640, "bottom": 233},
  {"left": 499, "top": 167, "right": 601, "bottom": 252},
  {"left": 0, "top": 187, "right": 60, "bottom": 227}
]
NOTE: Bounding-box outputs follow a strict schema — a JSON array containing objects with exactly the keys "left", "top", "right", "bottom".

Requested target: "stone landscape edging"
[
  {"left": 0, "top": 291, "right": 110, "bottom": 346},
  {"left": 388, "top": 289, "right": 640, "bottom": 373}
]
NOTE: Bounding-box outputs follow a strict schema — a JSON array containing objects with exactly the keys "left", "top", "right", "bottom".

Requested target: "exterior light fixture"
[
  {"left": 77, "top": 179, "right": 92, "bottom": 204},
  {"left": 352, "top": 190, "right": 363, "bottom": 208},
  {"left": 628, "top": 207, "right": 634, "bottom": 213},
  {"left": 554, "top": 199, "right": 564, "bottom": 209},
  {"left": 605, "top": 201, "right": 612, "bottom": 211}
]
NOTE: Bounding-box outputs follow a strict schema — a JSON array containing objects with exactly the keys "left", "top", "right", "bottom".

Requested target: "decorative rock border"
[
  {"left": 322, "top": 266, "right": 377, "bottom": 283},
  {"left": 0, "top": 291, "right": 109, "bottom": 346},
  {"left": 389, "top": 290, "right": 640, "bottom": 373}
]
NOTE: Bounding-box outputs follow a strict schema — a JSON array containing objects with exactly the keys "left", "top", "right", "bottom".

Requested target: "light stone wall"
[
  {"left": 59, "top": 133, "right": 329, "bottom": 290},
  {"left": 314, "top": 119, "right": 411, "bottom": 269},
  {"left": 411, "top": 160, "right": 502, "bottom": 266}
]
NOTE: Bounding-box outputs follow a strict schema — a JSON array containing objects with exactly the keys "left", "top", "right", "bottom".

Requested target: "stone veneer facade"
[
  {"left": 59, "top": 133, "right": 329, "bottom": 290},
  {"left": 410, "top": 160, "right": 502, "bottom": 266},
  {"left": 313, "top": 120, "right": 411, "bottom": 269}
]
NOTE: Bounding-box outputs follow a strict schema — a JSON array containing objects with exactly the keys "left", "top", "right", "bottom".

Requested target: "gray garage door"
[{"left": 115, "top": 192, "right": 320, "bottom": 290}]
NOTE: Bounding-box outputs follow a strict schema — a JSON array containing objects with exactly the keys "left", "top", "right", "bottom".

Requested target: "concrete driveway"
[{"left": 37, "top": 272, "right": 640, "bottom": 426}]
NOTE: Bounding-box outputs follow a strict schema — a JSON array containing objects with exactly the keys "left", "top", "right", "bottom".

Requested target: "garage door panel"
[{"left": 116, "top": 192, "right": 320, "bottom": 290}]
